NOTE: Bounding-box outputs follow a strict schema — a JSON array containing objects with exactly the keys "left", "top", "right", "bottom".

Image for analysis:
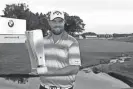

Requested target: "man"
[{"left": 35, "top": 10, "right": 81, "bottom": 89}]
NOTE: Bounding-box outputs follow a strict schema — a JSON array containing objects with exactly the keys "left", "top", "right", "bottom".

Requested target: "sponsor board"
[
  {"left": 0, "top": 17, "right": 26, "bottom": 34},
  {"left": 0, "top": 17, "right": 26, "bottom": 43}
]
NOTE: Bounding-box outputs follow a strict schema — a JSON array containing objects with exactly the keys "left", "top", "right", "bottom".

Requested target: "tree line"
[
  {"left": 1, "top": 3, "right": 85, "bottom": 36},
  {"left": 82, "top": 32, "right": 133, "bottom": 38}
]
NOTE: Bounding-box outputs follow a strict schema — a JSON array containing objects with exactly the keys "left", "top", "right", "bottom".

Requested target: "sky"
[{"left": 0, "top": 0, "right": 133, "bottom": 34}]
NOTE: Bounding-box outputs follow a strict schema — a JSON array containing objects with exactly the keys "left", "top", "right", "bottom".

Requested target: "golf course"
[{"left": 0, "top": 38, "right": 133, "bottom": 89}]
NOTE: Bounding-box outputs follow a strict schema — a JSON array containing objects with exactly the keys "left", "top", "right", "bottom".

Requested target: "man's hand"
[
  {"left": 29, "top": 66, "right": 48, "bottom": 75},
  {"left": 37, "top": 66, "right": 48, "bottom": 74},
  {"left": 29, "top": 69, "right": 38, "bottom": 75}
]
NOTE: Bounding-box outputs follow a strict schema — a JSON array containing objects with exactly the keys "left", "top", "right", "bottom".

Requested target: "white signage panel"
[{"left": 0, "top": 17, "right": 26, "bottom": 34}]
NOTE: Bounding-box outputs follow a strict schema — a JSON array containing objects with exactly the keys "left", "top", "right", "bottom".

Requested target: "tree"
[
  {"left": 37, "top": 13, "right": 50, "bottom": 36},
  {"left": 82, "top": 32, "right": 97, "bottom": 38},
  {"left": 2, "top": 3, "right": 86, "bottom": 36},
  {"left": 2, "top": 3, "right": 30, "bottom": 19},
  {"left": 65, "top": 15, "right": 85, "bottom": 36},
  {"left": 84, "top": 32, "right": 97, "bottom": 35},
  {"left": 2, "top": 3, "right": 50, "bottom": 35},
  {"left": 46, "top": 11, "right": 85, "bottom": 36},
  {"left": 2, "top": 3, "right": 36, "bottom": 30}
]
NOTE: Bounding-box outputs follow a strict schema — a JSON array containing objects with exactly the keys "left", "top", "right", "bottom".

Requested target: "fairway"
[
  {"left": 78, "top": 39, "right": 133, "bottom": 67},
  {"left": 0, "top": 39, "right": 133, "bottom": 88},
  {"left": 0, "top": 39, "right": 133, "bottom": 74}
]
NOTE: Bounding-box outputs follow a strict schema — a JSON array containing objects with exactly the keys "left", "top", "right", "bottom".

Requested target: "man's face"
[{"left": 48, "top": 17, "right": 65, "bottom": 35}]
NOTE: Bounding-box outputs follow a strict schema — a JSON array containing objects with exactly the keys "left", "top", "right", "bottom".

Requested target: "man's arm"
[
  {"left": 37, "top": 65, "right": 80, "bottom": 76},
  {"left": 33, "top": 41, "right": 81, "bottom": 76}
]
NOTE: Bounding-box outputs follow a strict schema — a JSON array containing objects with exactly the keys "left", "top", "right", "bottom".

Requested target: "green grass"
[
  {"left": 109, "top": 36, "right": 133, "bottom": 43},
  {"left": 78, "top": 39, "right": 133, "bottom": 86},
  {"left": 78, "top": 39, "right": 133, "bottom": 67},
  {"left": 0, "top": 38, "right": 133, "bottom": 87},
  {"left": 0, "top": 39, "right": 133, "bottom": 74}
]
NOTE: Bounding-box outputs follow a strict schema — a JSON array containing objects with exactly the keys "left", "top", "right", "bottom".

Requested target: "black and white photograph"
[{"left": 0, "top": 0, "right": 133, "bottom": 89}]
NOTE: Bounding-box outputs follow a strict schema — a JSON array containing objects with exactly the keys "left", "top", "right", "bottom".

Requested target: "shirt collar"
[{"left": 48, "top": 31, "right": 68, "bottom": 44}]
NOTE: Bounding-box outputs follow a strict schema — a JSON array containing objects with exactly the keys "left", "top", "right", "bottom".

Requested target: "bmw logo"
[{"left": 8, "top": 20, "right": 14, "bottom": 27}]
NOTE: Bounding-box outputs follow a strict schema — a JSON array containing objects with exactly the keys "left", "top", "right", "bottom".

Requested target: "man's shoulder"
[{"left": 67, "top": 34, "right": 78, "bottom": 43}]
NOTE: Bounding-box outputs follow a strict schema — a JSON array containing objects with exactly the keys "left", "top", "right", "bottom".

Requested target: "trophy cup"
[{"left": 25, "top": 30, "right": 47, "bottom": 74}]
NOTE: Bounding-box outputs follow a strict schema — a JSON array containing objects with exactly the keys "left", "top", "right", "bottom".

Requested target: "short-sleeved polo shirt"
[{"left": 40, "top": 31, "right": 81, "bottom": 88}]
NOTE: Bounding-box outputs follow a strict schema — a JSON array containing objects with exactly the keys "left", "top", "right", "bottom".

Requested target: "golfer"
[{"left": 35, "top": 10, "right": 81, "bottom": 89}]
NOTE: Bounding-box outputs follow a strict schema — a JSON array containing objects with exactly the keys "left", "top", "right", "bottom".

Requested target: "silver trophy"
[{"left": 25, "top": 30, "right": 47, "bottom": 74}]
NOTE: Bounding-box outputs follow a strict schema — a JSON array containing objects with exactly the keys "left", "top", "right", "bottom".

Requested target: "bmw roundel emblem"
[{"left": 8, "top": 20, "right": 14, "bottom": 27}]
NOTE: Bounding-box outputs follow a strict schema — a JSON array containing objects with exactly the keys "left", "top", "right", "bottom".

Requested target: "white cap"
[{"left": 50, "top": 10, "right": 64, "bottom": 20}]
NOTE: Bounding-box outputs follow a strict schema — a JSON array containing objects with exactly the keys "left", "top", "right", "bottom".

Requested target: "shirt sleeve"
[{"left": 68, "top": 41, "right": 81, "bottom": 66}]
